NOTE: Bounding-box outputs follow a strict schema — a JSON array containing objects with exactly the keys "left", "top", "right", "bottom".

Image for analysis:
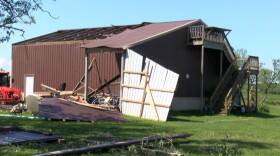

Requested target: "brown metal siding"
[
  {"left": 131, "top": 27, "right": 226, "bottom": 97},
  {"left": 12, "top": 43, "right": 120, "bottom": 95},
  {"left": 131, "top": 28, "right": 200, "bottom": 97}
]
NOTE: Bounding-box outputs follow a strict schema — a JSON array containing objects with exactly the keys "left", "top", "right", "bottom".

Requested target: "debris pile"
[
  {"left": 88, "top": 93, "right": 119, "bottom": 110},
  {"left": 41, "top": 83, "right": 120, "bottom": 111},
  {"left": 9, "top": 103, "right": 26, "bottom": 114}
]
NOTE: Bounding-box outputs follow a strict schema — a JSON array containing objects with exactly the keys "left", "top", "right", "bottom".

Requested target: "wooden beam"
[
  {"left": 121, "top": 84, "right": 174, "bottom": 93},
  {"left": 34, "top": 134, "right": 191, "bottom": 156},
  {"left": 78, "top": 82, "right": 95, "bottom": 91},
  {"left": 120, "top": 99, "right": 169, "bottom": 108},
  {"left": 200, "top": 45, "right": 204, "bottom": 111},
  {"left": 122, "top": 84, "right": 144, "bottom": 90},
  {"left": 62, "top": 97, "right": 110, "bottom": 111},
  {"left": 139, "top": 61, "right": 149, "bottom": 117},
  {"left": 87, "top": 74, "right": 120, "bottom": 97},
  {"left": 247, "top": 76, "right": 250, "bottom": 110},
  {"left": 73, "top": 57, "right": 96, "bottom": 92},
  {"left": 145, "top": 85, "right": 159, "bottom": 121},
  {"left": 256, "top": 74, "right": 258, "bottom": 111},
  {"left": 240, "top": 92, "right": 246, "bottom": 106},
  {"left": 123, "top": 70, "right": 146, "bottom": 75}
]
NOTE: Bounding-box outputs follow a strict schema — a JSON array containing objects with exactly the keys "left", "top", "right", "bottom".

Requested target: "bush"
[{"left": 259, "top": 105, "right": 270, "bottom": 113}]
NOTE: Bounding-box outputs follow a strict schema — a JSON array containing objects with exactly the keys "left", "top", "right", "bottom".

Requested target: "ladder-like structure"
[
  {"left": 210, "top": 56, "right": 259, "bottom": 114},
  {"left": 188, "top": 25, "right": 259, "bottom": 114}
]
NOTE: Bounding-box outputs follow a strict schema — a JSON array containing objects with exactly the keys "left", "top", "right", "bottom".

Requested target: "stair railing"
[
  {"left": 224, "top": 37, "right": 237, "bottom": 65},
  {"left": 209, "top": 62, "right": 235, "bottom": 110},
  {"left": 224, "top": 57, "right": 251, "bottom": 113}
]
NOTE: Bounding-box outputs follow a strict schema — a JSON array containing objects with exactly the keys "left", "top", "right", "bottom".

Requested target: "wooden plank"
[
  {"left": 87, "top": 74, "right": 120, "bottom": 97},
  {"left": 139, "top": 61, "right": 150, "bottom": 117},
  {"left": 59, "top": 91, "right": 74, "bottom": 97},
  {"left": 61, "top": 98, "right": 111, "bottom": 111},
  {"left": 145, "top": 85, "right": 159, "bottom": 121},
  {"left": 41, "top": 84, "right": 60, "bottom": 95},
  {"left": 34, "top": 134, "right": 191, "bottom": 156},
  {"left": 120, "top": 99, "right": 169, "bottom": 108},
  {"left": 123, "top": 70, "right": 146, "bottom": 75},
  {"left": 201, "top": 45, "right": 204, "bottom": 111},
  {"left": 121, "top": 84, "right": 174, "bottom": 93}
]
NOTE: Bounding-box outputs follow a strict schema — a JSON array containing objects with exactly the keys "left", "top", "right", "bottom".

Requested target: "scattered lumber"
[
  {"left": 41, "top": 84, "right": 74, "bottom": 98},
  {"left": 34, "top": 134, "right": 191, "bottom": 156},
  {"left": 88, "top": 74, "right": 120, "bottom": 97},
  {"left": 41, "top": 84, "right": 120, "bottom": 111},
  {"left": 72, "top": 57, "right": 96, "bottom": 92}
]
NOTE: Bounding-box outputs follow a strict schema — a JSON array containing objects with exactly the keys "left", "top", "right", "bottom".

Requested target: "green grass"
[{"left": 0, "top": 94, "right": 280, "bottom": 156}]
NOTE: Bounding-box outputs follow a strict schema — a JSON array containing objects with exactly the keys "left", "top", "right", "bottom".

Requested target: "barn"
[{"left": 11, "top": 19, "right": 259, "bottom": 114}]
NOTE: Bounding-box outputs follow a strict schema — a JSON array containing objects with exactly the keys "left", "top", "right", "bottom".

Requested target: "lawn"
[{"left": 0, "top": 94, "right": 279, "bottom": 156}]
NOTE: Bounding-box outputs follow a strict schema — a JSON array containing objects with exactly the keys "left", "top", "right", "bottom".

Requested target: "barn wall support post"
[
  {"left": 119, "top": 50, "right": 126, "bottom": 112},
  {"left": 247, "top": 75, "right": 250, "bottom": 109},
  {"left": 256, "top": 74, "right": 258, "bottom": 111},
  {"left": 84, "top": 49, "right": 89, "bottom": 101},
  {"left": 201, "top": 45, "right": 204, "bottom": 111}
]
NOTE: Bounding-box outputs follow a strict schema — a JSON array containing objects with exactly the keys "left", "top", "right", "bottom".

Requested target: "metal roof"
[
  {"left": 82, "top": 19, "right": 201, "bottom": 50},
  {"left": 13, "top": 22, "right": 151, "bottom": 45}
]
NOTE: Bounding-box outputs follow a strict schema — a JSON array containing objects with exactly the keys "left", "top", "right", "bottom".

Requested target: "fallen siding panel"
[
  {"left": 0, "top": 126, "right": 61, "bottom": 145},
  {"left": 121, "top": 49, "right": 179, "bottom": 121}
]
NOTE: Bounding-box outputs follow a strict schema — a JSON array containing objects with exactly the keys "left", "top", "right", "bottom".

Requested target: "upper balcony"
[
  {"left": 237, "top": 56, "right": 259, "bottom": 74},
  {"left": 188, "top": 25, "right": 231, "bottom": 50}
]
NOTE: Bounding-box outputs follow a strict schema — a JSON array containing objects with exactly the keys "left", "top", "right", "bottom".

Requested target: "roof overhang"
[
  {"left": 206, "top": 26, "right": 232, "bottom": 36},
  {"left": 85, "top": 47, "right": 124, "bottom": 53}
]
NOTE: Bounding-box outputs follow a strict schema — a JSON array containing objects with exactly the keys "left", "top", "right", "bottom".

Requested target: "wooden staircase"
[
  {"left": 188, "top": 25, "right": 259, "bottom": 114},
  {"left": 210, "top": 56, "right": 259, "bottom": 114}
]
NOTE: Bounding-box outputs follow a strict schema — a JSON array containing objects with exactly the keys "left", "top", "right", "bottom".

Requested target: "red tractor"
[{"left": 0, "top": 70, "right": 22, "bottom": 105}]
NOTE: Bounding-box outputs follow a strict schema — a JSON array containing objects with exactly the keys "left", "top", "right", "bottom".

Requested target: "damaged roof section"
[
  {"left": 82, "top": 19, "right": 200, "bottom": 50},
  {"left": 0, "top": 126, "right": 61, "bottom": 145},
  {"left": 13, "top": 22, "right": 151, "bottom": 45}
]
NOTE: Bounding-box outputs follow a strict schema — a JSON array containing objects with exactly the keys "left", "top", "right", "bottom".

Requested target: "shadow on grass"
[
  {"left": 167, "top": 111, "right": 209, "bottom": 122},
  {"left": 168, "top": 110, "right": 279, "bottom": 121},
  {"left": 230, "top": 111, "right": 280, "bottom": 118},
  {"left": 175, "top": 138, "right": 276, "bottom": 155}
]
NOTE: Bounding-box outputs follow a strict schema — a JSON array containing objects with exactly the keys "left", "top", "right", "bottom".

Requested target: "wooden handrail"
[
  {"left": 224, "top": 37, "right": 237, "bottom": 65},
  {"left": 224, "top": 57, "right": 251, "bottom": 113},
  {"left": 209, "top": 62, "right": 235, "bottom": 110}
]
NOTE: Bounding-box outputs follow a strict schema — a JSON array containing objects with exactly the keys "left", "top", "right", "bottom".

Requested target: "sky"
[{"left": 0, "top": 0, "right": 279, "bottom": 71}]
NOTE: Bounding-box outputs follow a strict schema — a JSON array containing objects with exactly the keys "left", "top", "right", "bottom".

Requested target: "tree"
[
  {"left": 234, "top": 48, "right": 248, "bottom": 68},
  {"left": 234, "top": 48, "right": 247, "bottom": 59},
  {"left": 258, "top": 59, "right": 280, "bottom": 105},
  {"left": 0, "top": 0, "right": 56, "bottom": 42}
]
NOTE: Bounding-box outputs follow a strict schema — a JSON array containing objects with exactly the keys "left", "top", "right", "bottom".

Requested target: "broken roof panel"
[
  {"left": 82, "top": 19, "right": 201, "bottom": 50},
  {"left": 13, "top": 23, "right": 151, "bottom": 45}
]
